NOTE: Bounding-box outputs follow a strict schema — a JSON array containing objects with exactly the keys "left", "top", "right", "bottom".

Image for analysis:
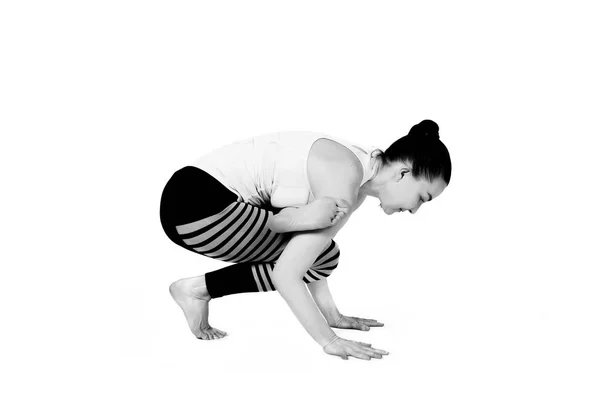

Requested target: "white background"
[{"left": 2, "top": 1, "right": 599, "bottom": 410}]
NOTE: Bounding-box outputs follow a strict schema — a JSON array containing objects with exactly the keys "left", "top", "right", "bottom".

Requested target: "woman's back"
[{"left": 192, "top": 131, "right": 378, "bottom": 209}]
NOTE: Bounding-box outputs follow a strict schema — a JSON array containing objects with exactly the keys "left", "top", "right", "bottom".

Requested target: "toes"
[
  {"left": 196, "top": 327, "right": 228, "bottom": 340},
  {"left": 213, "top": 329, "right": 227, "bottom": 339},
  {"left": 213, "top": 327, "right": 228, "bottom": 337}
]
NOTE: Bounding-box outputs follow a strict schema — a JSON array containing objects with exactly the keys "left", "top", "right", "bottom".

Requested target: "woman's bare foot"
[{"left": 169, "top": 276, "right": 227, "bottom": 340}]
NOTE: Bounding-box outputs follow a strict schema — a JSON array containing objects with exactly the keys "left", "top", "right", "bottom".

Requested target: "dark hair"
[{"left": 376, "top": 119, "right": 452, "bottom": 185}]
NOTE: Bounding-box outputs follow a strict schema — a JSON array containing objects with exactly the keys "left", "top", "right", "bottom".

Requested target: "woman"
[{"left": 160, "top": 119, "right": 451, "bottom": 360}]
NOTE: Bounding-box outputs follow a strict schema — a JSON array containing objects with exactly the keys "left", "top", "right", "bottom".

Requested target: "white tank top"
[{"left": 191, "top": 131, "right": 379, "bottom": 209}]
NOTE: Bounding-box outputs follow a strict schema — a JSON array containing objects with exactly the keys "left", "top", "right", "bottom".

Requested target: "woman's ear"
[{"left": 397, "top": 167, "right": 411, "bottom": 181}]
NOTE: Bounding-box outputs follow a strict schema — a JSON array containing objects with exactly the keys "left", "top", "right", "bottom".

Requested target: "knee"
[{"left": 313, "top": 240, "right": 341, "bottom": 273}]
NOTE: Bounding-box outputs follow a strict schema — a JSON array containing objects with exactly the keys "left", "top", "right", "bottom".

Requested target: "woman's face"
[{"left": 379, "top": 166, "right": 447, "bottom": 215}]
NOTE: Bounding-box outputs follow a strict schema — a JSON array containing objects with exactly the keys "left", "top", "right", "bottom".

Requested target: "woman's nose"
[{"left": 409, "top": 204, "right": 422, "bottom": 214}]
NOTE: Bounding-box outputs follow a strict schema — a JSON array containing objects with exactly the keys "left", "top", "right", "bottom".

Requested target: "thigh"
[
  {"left": 160, "top": 166, "right": 239, "bottom": 248},
  {"left": 160, "top": 167, "right": 292, "bottom": 262},
  {"left": 177, "top": 202, "right": 339, "bottom": 276},
  {"left": 173, "top": 200, "right": 293, "bottom": 263},
  {"left": 161, "top": 166, "right": 238, "bottom": 223},
  {"left": 160, "top": 168, "right": 336, "bottom": 267}
]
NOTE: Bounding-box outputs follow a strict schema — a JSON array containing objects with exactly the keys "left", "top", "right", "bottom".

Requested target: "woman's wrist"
[
  {"left": 266, "top": 214, "right": 283, "bottom": 233},
  {"left": 322, "top": 334, "right": 341, "bottom": 349},
  {"left": 326, "top": 311, "right": 344, "bottom": 326},
  {"left": 288, "top": 208, "right": 315, "bottom": 232},
  {"left": 270, "top": 208, "right": 309, "bottom": 233}
]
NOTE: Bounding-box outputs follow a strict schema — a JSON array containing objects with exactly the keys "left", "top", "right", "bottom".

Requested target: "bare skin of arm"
[
  {"left": 270, "top": 183, "right": 384, "bottom": 329},
  {"left": 270, "top": 164, "right": 388, "bottom": 359},
  {"left": 306, "top": 191, "right": 365, "bottom": 326},
  {"left": 305, "top": 193, "right": 364, "bottom": 324},
  {"left": 267, "top": 197, "right": 352, "bottom": 233},
  {"left": 269, "top": 183, "right": 359, "bottom": 346},
  {"left": 305, "top": 191, "right": 384, "bottom": 331}
]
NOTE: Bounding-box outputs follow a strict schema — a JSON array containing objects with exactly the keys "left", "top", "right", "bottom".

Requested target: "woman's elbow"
[
  {"left": 267, "top": 215, "right": 284, "bottom": 233},
  {"left": 270, "top": 266, "right": 307, "bottom": 291}
]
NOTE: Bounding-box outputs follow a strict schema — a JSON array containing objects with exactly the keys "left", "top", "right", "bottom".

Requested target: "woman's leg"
[
  {"left": 160, "top": 166, "right": 341, "bottom": 339},
  {"left": 160, "top": 166, "right": 241, "bottom": 339},
  {"left": 203, "top": 238, "right": 340, "bottom": 297},
  {"left": 170, "top": 200, "right": 341, "bottom": 296},
  {"left": 166, "top": 200, "right": 341, "bottom": 340}
]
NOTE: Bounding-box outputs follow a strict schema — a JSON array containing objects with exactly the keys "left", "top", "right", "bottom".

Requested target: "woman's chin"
[{"left": 380, "top": 205, "right": 394, "bottom": 215}]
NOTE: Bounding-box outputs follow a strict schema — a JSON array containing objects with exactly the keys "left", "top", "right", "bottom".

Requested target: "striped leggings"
[{"left": 159, "top": 166, "right": 341, "bottom": 298}]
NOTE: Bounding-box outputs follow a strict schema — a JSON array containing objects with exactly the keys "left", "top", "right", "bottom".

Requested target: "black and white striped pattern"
[{"left": 175, "top": 201, "right": 340, "bottom": 290}]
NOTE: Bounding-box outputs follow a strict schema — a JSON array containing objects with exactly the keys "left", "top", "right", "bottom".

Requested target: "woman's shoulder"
[
  {"left": 309, "top": 137, "right": 363, "bottom": 178},
  {"left": 307, "top": 138, "right": 363, "bottom": 204}
]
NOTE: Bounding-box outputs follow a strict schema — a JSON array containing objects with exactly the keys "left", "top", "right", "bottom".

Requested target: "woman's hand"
[
  {"left": 329, "top": 314, "right": 384, "bottom": 331},
  {"left": 323, "top": 336, "right": 389, "bottom": 360},
  {"left": 269, "top": 197, "right": 351, "bottom": 233},
  {"left": 294, "top": 197, "right": 351, "bottom": 231}
]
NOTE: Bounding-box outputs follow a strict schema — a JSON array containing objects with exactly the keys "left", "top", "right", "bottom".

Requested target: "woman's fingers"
[
  {"left": 370, "top": 348, "right": 389, "bottom": 355},
  {"left": 324, "top": 337, "right": 389, "bottom": 360},
  {"left": 357, "top": 323, "right": 370, "bottom": 331},
  {"left": 359, "top": 320, "right": 384, "bottom": 327},
  {"left": 351, "top": 352, "right": 372, "bottom": 360},
  {"left": 331, "top": 315, "right": 381, "bottom": 330},
  {"left": 331, "top": 210, "right": 346, "bottom": 225},
  {"left": 336, "top": 207, "right": 350, "bottom": 215},
  {"left": 350, "top": 316, "right": 384, "bottom": 327},
  {"left": 346, "top": 318, "right": 372, "bottom": 331},
  {"left": 333, "top": 317, "right": 361, "bottom": 329},
  {"left": 346, "top": 346, "right": 370, "bottom": 360},
  {"left": 334, "top": 210, "right": 346, "bottom": 220},
  {"left": 359, "top": 348, "right": 388, "bottom": 358},
  {"left": 361, "top": 351, "right": 382, "bottom": 359},
  {"left": 349, "top": 340, "right": 386, "bottom": 356},
  {"left": 350, "top": 346, "right": 383, "bottom": 360},
  {"left": 349, "top": 316, "right": 377, "bottom": 322}
]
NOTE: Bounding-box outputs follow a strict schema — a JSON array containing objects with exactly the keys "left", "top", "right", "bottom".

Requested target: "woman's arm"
[
  {"left": 270, "top": 197, "right": 356, "bottom": 346},
  {"left": 267, "top": 198, "right": 351, "bottom": 233},
  {"left": 270, "top": 161, "right": 360, "bottom": 347},
  {"left": 270, "top": 227, "right": 346, "bottom": 346},
  {"left": 271, "top": 158, "right": 388, "bottom": 359},
  {"left": 305, "top": 194, "right": 365, "bottom": 324},
  {"left": 307, "top": 278, "right": 343, "bottom": 325},
  {"left": 267, "top": 207, "right": 304, "bottom": 233}
]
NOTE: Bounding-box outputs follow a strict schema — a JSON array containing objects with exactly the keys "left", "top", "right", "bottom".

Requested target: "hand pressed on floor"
[
  {"left": 323, "top": 336, "right": 389, "bottom": 360},
  {"left": 329, "top": 314, "right": 384, "bottom": 331}
]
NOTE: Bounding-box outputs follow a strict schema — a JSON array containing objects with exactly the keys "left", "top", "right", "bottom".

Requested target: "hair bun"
[{"left": 408, "top": 119, "right": 439, "bottom": 140}]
